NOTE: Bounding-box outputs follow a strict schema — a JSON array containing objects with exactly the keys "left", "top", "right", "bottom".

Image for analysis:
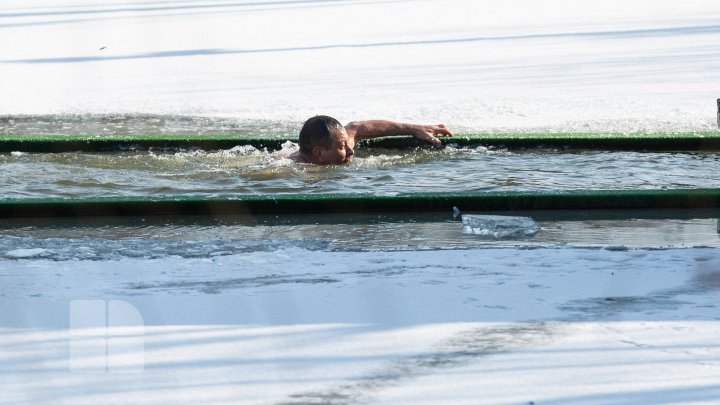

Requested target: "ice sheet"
[
  {"left": 2, "top": 1, "right": 720, "bottom": 403},
  {"left": 1, "top": 0, "right": 719, "bottom": 132},
  {"left": 1, "top": 247, "right": 720, "bottom": 404}
]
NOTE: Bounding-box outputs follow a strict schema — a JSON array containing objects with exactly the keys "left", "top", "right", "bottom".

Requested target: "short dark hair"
[{"left": 298, "top": 115, "right": 343, "bottom": 156}]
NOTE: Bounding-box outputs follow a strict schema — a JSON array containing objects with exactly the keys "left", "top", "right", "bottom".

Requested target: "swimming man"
[{"left": 292, "top": 115, "right": 453, "bottom": 165}]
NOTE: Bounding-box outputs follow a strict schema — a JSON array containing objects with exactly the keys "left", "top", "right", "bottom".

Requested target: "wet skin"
[{"left": 294, "top": 120, "right": 453, "bottom": 165}]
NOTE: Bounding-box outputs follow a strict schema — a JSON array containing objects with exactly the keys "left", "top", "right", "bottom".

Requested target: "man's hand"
[{"left": 412, "top": 124, "right": 453, "bottom": 146}]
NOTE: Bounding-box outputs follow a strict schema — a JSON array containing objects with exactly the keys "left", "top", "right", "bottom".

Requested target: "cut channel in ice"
[{"left": 461, "top": 214, "right": 541, "bottom": 240}]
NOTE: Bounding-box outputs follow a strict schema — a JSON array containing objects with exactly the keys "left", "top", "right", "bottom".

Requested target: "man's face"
[{"left": 316, "top": 128, "right": 354, "bottom": 165}]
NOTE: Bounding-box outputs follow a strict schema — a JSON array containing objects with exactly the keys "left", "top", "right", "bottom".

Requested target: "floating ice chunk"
[
  {"left": 461, "top": 215, "right": 541, "bottom": 240},
  {"left": 6, "top": 248, "right": 47, "bottom": 258}
]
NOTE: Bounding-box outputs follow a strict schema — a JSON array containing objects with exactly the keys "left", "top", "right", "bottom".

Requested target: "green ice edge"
[
  {"left": 1, "top": 189, "right": 719, "bottom": 218},
  {"left": 1, "top": 132, "right": 720, "bottom": 152}
]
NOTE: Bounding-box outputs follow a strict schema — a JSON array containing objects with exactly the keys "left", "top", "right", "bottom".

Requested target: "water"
[
  {"left": 2, "top": 113, "right": 718, "bottom": 198},
  {"left": 2, "top": 114, "right": 719, "bottom": 198},
  {"left": 2, "top": 145, "right": 719, "bottom": 198},
  {"left": 2, "top": 115, "right": 718, "bottom": 256}
]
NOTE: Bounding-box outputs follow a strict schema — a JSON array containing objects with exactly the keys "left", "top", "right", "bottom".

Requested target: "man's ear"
[{"left": 312, "top": 146, "right": 324, "bottom": 164}]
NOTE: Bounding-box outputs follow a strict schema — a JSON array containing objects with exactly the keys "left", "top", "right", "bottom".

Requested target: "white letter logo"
[{"left": 69, "top": 300, "right": 144, "bottom": 373}]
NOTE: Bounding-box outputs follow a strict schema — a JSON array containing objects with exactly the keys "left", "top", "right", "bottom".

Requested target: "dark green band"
[
  {"left": 1, "top": 189, "right": 719, "bottom": 218},
  {"left": 362, "top": 132, "right": 720, "bottom": 151},
  {"left": 2, "top": 132, "right": 720, "bottom": 152}
]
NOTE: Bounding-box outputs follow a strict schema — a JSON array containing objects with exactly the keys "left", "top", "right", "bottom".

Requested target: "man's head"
[{"left": 298, "top": 115, "right": 354, "bottom": 165}]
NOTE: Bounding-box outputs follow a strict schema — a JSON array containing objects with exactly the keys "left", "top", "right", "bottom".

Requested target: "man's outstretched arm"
[{"left": 345, "top": 120, "right": 452, "bottom": 147}]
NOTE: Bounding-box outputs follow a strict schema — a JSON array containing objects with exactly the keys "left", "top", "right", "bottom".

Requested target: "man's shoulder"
[
  {"left": 344, "top": 122, "right": 361, "bottom": 146},
  {"left": 344, "top": 121, "right": 360, "bottom": 136},
  {"left": 289, "top": 151, "right": 310, "bottom": 164}
]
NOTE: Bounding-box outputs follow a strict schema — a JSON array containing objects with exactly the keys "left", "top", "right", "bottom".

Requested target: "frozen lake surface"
[
  {"left": 2, "top": 213, "right": 720, "bottom": 403},
  {"left": 2, "top": 0, "right": 720, "bottom": 403},
  {"left": 1, "top": 0, "right": 719, "bottom": 133},
  {"left": 3, "top": 238, "right": 720, "bottom": 404}
]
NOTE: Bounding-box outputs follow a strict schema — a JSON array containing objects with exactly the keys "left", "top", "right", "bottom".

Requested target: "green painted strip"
[
  {"left": 1, "top": 189, "right": 718, "bottom": 218},
  {"left": 361, "top": 131, "right": 720, "bottom": 150},
  {"left": 0, "top": 134, "right": 287, "bottom": 153},
  {"left": 1, "top": 132, "right": 719, "bottom": 152}
]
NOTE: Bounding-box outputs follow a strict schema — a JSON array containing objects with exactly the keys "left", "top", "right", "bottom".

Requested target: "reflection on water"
[{"left": 1, "top": 144, "right": 719, "bottom": 198}]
